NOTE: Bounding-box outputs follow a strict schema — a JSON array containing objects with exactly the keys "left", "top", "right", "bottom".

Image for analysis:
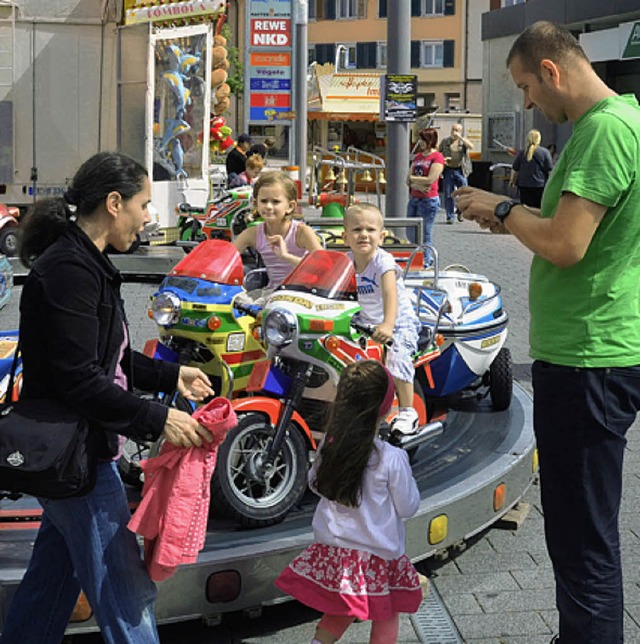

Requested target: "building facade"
[{"left": 482, "top": 0, "right": 640, "bottom": 162}]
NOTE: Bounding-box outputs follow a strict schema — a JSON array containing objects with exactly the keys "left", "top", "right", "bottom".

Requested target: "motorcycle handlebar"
[
  {"left": 350, "top": 319, "right": 394, "bottom": 347},
  {"left": 234, "top": 301, "right": 263, "bottom": 318}
]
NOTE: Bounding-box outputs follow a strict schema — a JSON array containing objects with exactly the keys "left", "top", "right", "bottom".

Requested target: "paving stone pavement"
[{"left": 3, "top": 205, "right": 640, "bottom": 643}]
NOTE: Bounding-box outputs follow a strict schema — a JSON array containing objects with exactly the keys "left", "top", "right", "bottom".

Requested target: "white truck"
[{"left": 0, "top": 1, "right": 120, "bottom": 213}]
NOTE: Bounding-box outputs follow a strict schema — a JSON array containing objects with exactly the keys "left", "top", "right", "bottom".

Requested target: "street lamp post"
[
  {"left": 293, "top": 0, "right": 308, "bottom": 193},
  {"left": 386, "top": 1, "right": 411, "bottom": 220}
]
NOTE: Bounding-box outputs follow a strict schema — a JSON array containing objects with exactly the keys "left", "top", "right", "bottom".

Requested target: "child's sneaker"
[{"left": 390, "top": 408, "right": 419, "bottom": 435}]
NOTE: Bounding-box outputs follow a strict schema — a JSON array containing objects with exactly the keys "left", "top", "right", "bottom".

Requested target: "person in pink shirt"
[
  {"left": 407, "top": 128, "right": 445, "bottom": 263},
  {"left": 276, "top": 360, "right": 423, "bottom": 644}
]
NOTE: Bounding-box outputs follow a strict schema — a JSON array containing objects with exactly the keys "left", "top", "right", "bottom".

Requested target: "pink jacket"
[{"left": 128, "top": 397, "right": 237, "bottom": 582}]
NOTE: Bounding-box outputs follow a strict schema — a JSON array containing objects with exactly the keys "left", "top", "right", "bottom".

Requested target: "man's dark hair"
[{"left": 507, "top": 21, "right": 590, "bottom": 75}]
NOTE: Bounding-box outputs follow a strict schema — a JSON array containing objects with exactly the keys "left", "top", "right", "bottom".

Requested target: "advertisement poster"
[
  {"left": 247, "top": 0, "right": 293, "bottom": 124},
  {"left": 382, "top": 74, "right": 417, "bottom": 123}
]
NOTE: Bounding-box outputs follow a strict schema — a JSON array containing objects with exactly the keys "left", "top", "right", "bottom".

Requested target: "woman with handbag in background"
[{"left": 0, "top": 152, "right": 215, "bottom": 644}]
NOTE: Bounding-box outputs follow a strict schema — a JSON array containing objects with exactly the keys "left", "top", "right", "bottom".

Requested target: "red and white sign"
[
  {"left": 250, "top": 18, "right": 291, "bottom": 47},
  {"left": 250, "top": 93, "right": 291, "bottom": 108}
]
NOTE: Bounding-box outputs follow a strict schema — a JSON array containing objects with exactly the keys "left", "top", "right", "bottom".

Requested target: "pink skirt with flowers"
[{"left": 275, "top": 543, "right": 423, "bottom": 621}]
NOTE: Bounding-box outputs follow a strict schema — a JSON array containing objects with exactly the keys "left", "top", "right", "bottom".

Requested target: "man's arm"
[{"left": 454, "top": 187, "right": 607, "bottom": 268}]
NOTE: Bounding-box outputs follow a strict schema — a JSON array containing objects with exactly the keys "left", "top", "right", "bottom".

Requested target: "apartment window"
[
  {"left": 377, "top": 42, "right": 387, "bottom": 68},
  {"left": 412, "top": 39, "right": 454, "bottom": 68},
  {"left": 337, "top": 0, "right": 356, "bottom": 18},
  {"left": 336, "top": 43, "right": 357, "bottom": 68},
  {"left": 308, "top": 0, "right": 316, "bottom": 20},
  {"left": 445, "top": 93, "right": 461, "bottom": 111},
  {"left": 423, "top": 0, "right": 444, "bottom": 15},
  {"left": 308, "top": 46, "right": 316, "bottom": 64},
  {"left": 421, "top": 41, "right": 444, "bottom": 67},
  {"left": 378, "top": 0, "right": 387, "bottom": 18},
  {"left": 412, "top": 0, "right": 455, "bottom": 16}
]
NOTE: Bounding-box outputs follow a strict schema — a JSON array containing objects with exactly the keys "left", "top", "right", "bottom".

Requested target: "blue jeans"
[
  {"left": 532, "top": 361, "right": 640, "bottom": 644},
  {"left": 407, "top": 196, "right": 439, "bottom": 263},
  {"left": 0, "top": 462, "right": 159, "bottom": 644},
  {"left": 442, "top": 167, "right": 467, "bottom": 220}
]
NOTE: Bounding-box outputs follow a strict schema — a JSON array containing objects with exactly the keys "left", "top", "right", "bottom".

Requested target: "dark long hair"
[
  {"left": 313, "top": 360, "right": 390, "bottom": 507},
  {"left": 19, "top": 152, "right": 148, "bottom": 267}
]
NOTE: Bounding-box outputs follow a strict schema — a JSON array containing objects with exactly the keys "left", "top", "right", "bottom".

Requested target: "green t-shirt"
[{"left": 529, "top": 94, "right": 640, "bottom": 367}]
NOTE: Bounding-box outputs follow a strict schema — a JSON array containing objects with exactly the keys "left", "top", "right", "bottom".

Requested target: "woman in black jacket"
[{"left": 1, "top": 152, "right": 214, "bottom": 644}]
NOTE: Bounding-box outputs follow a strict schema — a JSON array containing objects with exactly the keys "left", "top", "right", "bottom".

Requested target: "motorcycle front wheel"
[
  {"left": 117, "top": 392, "right": 190, "bottom": 486},
  {"left": 211, "top": 412, "right": 308, "bottom": 529}
]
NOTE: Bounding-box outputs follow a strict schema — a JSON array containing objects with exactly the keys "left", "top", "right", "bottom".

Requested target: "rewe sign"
[{"left": 250, "top": 18, "right": 291, "bottom": 47}]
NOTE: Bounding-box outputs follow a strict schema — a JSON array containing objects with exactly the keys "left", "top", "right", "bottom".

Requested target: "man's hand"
[
  {"left": 453, "top": 187, "right": 505, "bottom": 230},
  {"left": 177, "top": 366, "right": 215, "bottom": 402}
]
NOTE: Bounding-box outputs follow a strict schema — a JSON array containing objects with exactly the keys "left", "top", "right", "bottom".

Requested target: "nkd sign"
[{"left": 251, "top": 19, "right": 291, "bottom": 47}]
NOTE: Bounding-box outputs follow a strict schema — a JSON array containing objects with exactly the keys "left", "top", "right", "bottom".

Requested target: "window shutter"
[
  {"left": 411, "top": 41, "right": 420, "bottom": 68},
  {"left": 326, "top": 0, "right": 336, "bottom": 20},
  {"left": 378, "top": 0, "right": 387, "bottom": 18},
  {"left": 443, "top": 40, "right": 454, "bottom": 67},
  {"left": 411, "top": 0, "right": 421, "bottom": 17},
  {"left": 357, "top": 0, "right": 367, "bottom": 18},
  {"left": 356, "top": 43, "right": 377, "bottom": 69},
  {"left": 444, "top": 0, "right": 455, "bottom": 15},
  {"left": 316, "top": 44, "right": 336, "bottom": 65},
  {"left": 317, "top": 0, "right": 325, "bottom": 19}
]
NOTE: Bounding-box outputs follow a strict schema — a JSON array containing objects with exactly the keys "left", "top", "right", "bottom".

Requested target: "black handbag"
[{"left": 0, "top": 341, "right": 97, "bottom": 499}]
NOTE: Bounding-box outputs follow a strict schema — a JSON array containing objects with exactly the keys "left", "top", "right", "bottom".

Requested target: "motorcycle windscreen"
[
  {"left": 280, "top": 250, "right": 356, "bottom": 300},
  {"left": 170, "top": 239, "right": 243, "bottom": 285}
]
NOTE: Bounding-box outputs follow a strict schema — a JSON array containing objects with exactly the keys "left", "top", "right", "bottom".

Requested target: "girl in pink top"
[
  {"left": 233, "top": 171, "right": 322, "bottom": 289},
  {"left": 276, "top": 361, "right": 423, "bottom": 644}
]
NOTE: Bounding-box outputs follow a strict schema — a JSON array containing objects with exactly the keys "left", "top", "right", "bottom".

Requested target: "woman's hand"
[
  {"left": 177, "top": 366, "right": 215, "bottom": 402},
  {"left": 163, "top": 407, "right": 213, "bottom": 448}
]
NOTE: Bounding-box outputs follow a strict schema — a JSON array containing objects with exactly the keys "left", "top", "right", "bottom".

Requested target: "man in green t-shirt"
[{"left": 455, "top": 21, "right": 640, "bottom": 644}]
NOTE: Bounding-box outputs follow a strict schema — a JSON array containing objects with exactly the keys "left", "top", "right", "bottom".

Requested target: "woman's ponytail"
[{"left": 19, "top": 198, "right": 72, "bottom": 268}]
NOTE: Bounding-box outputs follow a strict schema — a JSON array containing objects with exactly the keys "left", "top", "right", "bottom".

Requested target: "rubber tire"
[
  {"left": 117, "top": 393, "right": 191, "bottom": 486},
  {"left": 489, "top": 347, "right": 513, "bottom": 411},
  {"left": 211, "top": 412, "right": 308, "bottom": 528},
  {"left": 0, "top": 227, "right": 18, "bottom": 257}
]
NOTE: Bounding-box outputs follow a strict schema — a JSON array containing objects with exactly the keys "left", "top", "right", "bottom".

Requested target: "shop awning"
[
  {"left": 308, "top": 112, "right": 378, "bottom": 122},
  {"left": 308, "top": 63, "right": 380, "bottom": 122}
]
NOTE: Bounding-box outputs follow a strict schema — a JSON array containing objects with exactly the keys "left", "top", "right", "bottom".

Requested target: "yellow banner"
[{"left": 125, "top": 0, "right": 226, "bottom": 25}]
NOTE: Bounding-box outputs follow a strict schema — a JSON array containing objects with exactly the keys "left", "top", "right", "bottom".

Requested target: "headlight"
[
  {"left": 151, "top": 292, "right": 181, "bottom": 326},
  {"left": 263, "top": 308, "right": 297, "bottom": 348}
]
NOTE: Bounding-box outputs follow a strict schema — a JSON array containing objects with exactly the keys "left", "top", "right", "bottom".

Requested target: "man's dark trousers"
[{"left": 533, "top": 361, "right": 640, "bottom": 644}]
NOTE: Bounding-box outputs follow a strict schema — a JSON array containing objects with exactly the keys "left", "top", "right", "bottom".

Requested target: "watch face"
[{"left": 496, "top": 200, "right": 513, "bottom": 221}]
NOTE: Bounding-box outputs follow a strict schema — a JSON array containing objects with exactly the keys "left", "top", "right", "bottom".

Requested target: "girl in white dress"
[{"left": 275, "top": 360, "right": 423, "bottom": 644}]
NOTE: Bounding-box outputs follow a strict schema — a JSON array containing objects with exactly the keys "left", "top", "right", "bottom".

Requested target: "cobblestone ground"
[{"left": 3, "top": 208, "right": 640, "bottom": 643}]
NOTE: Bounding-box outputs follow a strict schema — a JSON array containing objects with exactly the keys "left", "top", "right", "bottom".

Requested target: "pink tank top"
[{"left": 256, "top": 219, "right": 308, "bottom": 288}]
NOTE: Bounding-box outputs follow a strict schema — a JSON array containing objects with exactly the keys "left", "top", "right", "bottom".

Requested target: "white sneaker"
[{"left": 390, "top": 408, "right": 419, "bottom": 435}]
